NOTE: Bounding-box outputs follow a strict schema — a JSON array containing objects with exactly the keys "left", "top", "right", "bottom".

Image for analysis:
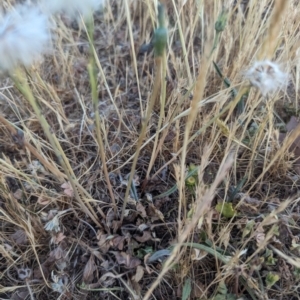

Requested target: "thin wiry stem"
[
  {"left": 85, "top": 16, "right": 116, "bottom": 213},
  {"left": 124, "top": 0, "right": 144, "bottom": 118},
  {"left": 13, "top": 71, "right": 101, "bottom": 225},
  {"left": 88, "top": 62, "right": 117, "bottom": 213},
  {"left": 121, "top": 56, "right": 163, "bottom": 221}
]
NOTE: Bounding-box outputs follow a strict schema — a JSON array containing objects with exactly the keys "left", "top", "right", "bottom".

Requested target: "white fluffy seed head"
[
  {"left": 245, "top": 60, "right": 289, "bottom": 96},
  {"left": 0, "top": 5, "right": 52, "bottom": 71},
  {"left": 42, "top": 0, "right": 105, "bottom": 19}
]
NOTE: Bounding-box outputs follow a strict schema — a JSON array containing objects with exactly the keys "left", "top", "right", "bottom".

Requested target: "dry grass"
[{"left": 1, "top": 0, "right": 300, "bottom": 299}]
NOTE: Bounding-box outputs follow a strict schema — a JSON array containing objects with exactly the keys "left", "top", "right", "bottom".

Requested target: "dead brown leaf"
[
  {"left": 98, "top": 271, "right": 126, "bottom": 288},
  {"left": 110, "top": 235, "right": 126, "bottom": 250},
  {"left": 37, "top": 196, "right": 51, "bottom": 206},
  {"left": 279, "top": 116, "right": 300, "bottom": 174},
  {"left": 111, "top": 251, "right": 141, "bottom": 269},
  {"left": 11, "top": 288, "right": 29, "bottom": 300},
  {"left": 192, "top": 281, "right": 207, "bottom": 298},
  {"left": 106, "top": 208, "right": 116, "bottom": 228},
  {"left": 286, "top": 116, "right": 300, "bottom": 136},
  {"left": 134, "top": 231, "right": 152, "bottom": 243},
  {"left": 255, "top": 225, "right": 265, "bottom": 246},
  {"left": 112, "top": 220, "right": 122, "bottom": 233},
  {"left": 136, "top": 202, "right": 147, "bottom": 218},
  {"left": 11, "top": 229, "right": 27, "bottom": 245},
  {"left": 97, "top": 230, "right": 110, "bottom": 254},
  {"left": 132, "top": 265, "right": 144, "bottom": 283},
  {"left": 130, "top": 279, "right": 142, "bottom": 299},
  {"left": 13, "top": 189, "right": 23, "bottom": 200},
  {"left": 61, "top": 182, "right": 74, "bottom": 197},
  {"left": 146, "top": 204, "right": 164, "bottom": 222},
  {"left": 49, "top": 245, "right": 67, "bottom": 260},
  {"left": 279, "top": 258, "right": 292, "bottom": 281},
  {"left": 83, "top": 255, "right": 97, "bottom": 284},
  {"left": 51, "top": 232, "right": 66, "bottom": 244}
]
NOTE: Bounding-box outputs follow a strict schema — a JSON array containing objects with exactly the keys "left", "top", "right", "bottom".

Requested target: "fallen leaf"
[
  {"left": 136, "top": 202, "right": 147, "bottom": 218},
  {"left": 112, "top": 220, "right": 122, "bottom": 233},
  {"left": 51, "top": 232, "right": 66, "bottom": 244},
  {"left": 130, "top": 279, "right": 142, "bottom": 299},
  {"left": 191, "top": 248, "right": 208, "bottom": 261},
  {"left": 37, "top": 196, "right": 51, "bottom": 206},
  {"left": 11, "top": 288, "right": 29, "bottom": 300},
  {"left": 255, "top": 225, "right": 265, "bottom": 246},
  {"left": 61, "top": 182, "right": 74, "bottom": 197},
  {"left": 192, "top": 281, "right": 207, "bottom": 298},
  {"left": 286, "top": 116, "right": 300, "bottom": 135},
  {"left": 96, "top": 230, "right": 110, "bottom": 254},
  {"left": 99, "top": 271, "right": 125, "bottom": 288},
  {"left": 13, "top": 189, "right": 23, "bottom": 200},
  {"left": 106, "top": 208, "right": 116, "bottom": 228},
  {"left": 49, "top": 245, "right": 67, "bottom": 261},
  {"left": 134, "top": 231, "right": 152, "bottom": 243},
  {"left": 11, "top": 229, "right": 27, "bottom": 245},
  {"left": 279, "top": 116, "right": 300, "bottom": 174},
  {"left": 83, "top": 255, "right": 97, "bottom": 284},
  {"left": 132, "top": 265, "right": 144, "bottom": 283},
  {"left": 147, "top": 204, "right": 164, "bottom": 222},
  {"left": 137, "top": 223, "right": 149, "bottom": 232},
  {"left": 111, "top": 251, "right": 141, "bottom": 269},
  {"left": 218, "top": 227, "right": 231, "bottom": 248},
  {"left": 110, "top": 235, "right": 126, "bottom": 250}
]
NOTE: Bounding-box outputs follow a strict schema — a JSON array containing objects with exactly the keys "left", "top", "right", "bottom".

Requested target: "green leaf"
[
  {"left": 182, "top": 278, "right": 192, "bottom": 300},
  {"left": 214, "top": 294, "right": 236, "bottom": 300},
  {"left": 217, "top": 281, "right": 228, "bottom": 295},
  {"left": 213, "top": 281, "right": 237, "bottom": 300},
  {"left": 136, "top": 246, "right": 153, "bottom": 259},
  {"left": 182, "top": 243, "right": 231, "bottom": 264},
  {"left": 215, "top": 202, "right": 236, "bottom": 218},
  {"left": 266, "top": 255, "right": 277, "bottom": 266},
  {"left": 293, "top": 268, "right": 300, "bottom": 280},
  {"left": 242, "top": 219, "right": 255, "bottom": 238},
  {"left": 266, "top": 272, "right": 280, "bottom": 288},
  {"left": 186, "top": 176, "right": 196, "bottom": 187},
  {"left": 264, "top": 249, "right": 277, "bottom": 266}
]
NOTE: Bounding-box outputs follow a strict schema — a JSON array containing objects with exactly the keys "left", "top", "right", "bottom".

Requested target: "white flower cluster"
[
  {"left": 245, "top": 60, "right": 289, "bottom": 96},
  {"left": 0, "top": 0, "right": 106, "bottom": 72},
  {"left": 0, "top": 5, "right": 51, "bottom": 71},
  {"left": 42, "top": 0, "right": 105, "bottom": 19}
]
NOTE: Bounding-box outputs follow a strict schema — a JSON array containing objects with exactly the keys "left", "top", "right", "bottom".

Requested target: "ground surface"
[{"left": 1, "top": 0, "right": 300, "bottom": 299}]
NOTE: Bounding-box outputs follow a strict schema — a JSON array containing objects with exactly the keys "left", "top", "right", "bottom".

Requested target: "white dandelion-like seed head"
[
  {"left": 44, "top": 215, "right": 61, "bottom": 232},
  {"left": 0, "top": 5, "right": 52, "bottom": 71},
  {"left": 245, "top": 60, "right": 289, "bottom": 96},
  {"left": 44, "top": 209, "right": 72, "bottom": 232},
  {"left": 42, "top": 0, "right": 105, "bottom": 20}
]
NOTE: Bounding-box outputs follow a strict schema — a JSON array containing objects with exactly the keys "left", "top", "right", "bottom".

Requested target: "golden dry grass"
[{"left": 1, "top": 0, "right": 300, "bottom": 299}]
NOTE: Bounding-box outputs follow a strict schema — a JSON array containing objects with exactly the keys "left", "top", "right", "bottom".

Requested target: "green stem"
[{"left": 146, "top": 50, "right": 167, "bottom": 179}]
